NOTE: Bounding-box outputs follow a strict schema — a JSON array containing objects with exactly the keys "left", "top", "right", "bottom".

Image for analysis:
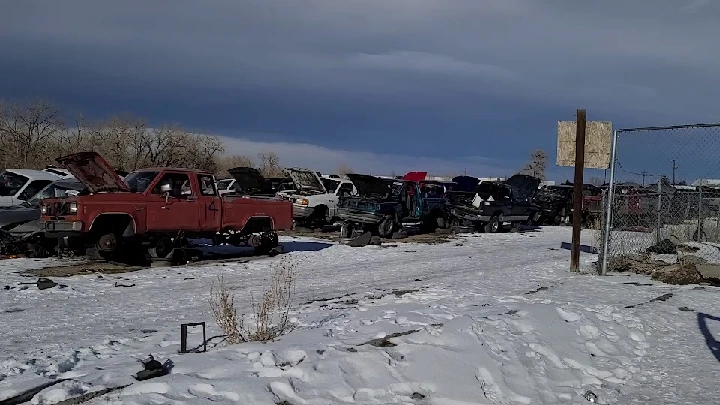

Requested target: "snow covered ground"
[{"left": 1, "top": 227, "right": 719, "bottom": 404}]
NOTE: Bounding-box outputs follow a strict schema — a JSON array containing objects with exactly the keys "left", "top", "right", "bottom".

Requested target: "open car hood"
[
  {"left": 505, "top": 174, "right": 542, "bottom": 192},
  {"left": 451, "top": 176, "right": 480, "bottom": 193},
  {"left": 284, "top": 168, "right": 326, "bottom": 193},
  {"left": 402, "top": 171, "right": 428, "bottom": 182},
  {"left": 504, "top": 174, "right": 541, "bottom": 201},
  {"left": 227, "top": 167, "right": 266, "bottom": 192},
  {"left": 55, "top": 152, "right": 129, "bottom": 193},
  {"left": 346, "top": 173, "right": 392, "bottom": 197}
]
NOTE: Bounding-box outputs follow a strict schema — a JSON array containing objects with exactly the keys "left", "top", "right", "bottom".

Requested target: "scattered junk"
[
  {"left": 560, "top": 242, "right": 598, "bottom": 254},
  {"left": 134, "top": 354, "right": 169, "bottom": 381},
  {"left": 608, "top": 238, "right": 720, "bottom": 286},
  {"left": 583, "top": 390, "right": 598, "bottom": 403},
  {"left": 646, "top": 238, "right": 677, "bottom": 254},
  {"left": 180, "top": 322, "right": 207, "bottom": 353},
  {"left": 346, "top": 231, "right": 373, "bottom": 247},
  {"left": 36, "top": 277, "right": 58, "bottom": 290}
]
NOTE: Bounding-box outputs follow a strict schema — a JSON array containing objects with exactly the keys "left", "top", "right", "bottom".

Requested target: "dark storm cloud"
[{"left": 1, "top": 0, "right": 719, "bottom": 177}]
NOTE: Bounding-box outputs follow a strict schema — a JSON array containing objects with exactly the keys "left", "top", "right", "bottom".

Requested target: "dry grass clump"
[{"left": 209, "top": 257, "right": 296, "bottom": 344}]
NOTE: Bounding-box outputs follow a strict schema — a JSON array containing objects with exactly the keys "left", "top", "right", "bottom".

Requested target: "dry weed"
[
  {"left": 209, "top": 275, "right": 246, "bottom": 344},
  {"left": 209, "top": 257, "right": 297, "bottom": 344}
]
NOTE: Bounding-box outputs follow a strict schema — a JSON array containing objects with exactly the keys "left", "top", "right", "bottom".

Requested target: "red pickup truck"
[{"left": 39, "top": 152, "right": 293, "bottom": 260}]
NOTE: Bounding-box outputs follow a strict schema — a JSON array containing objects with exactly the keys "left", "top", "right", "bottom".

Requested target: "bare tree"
[
  {"left": 336, "top": 164, "right": 353, "bottom": 179},
  {"left": 0, "top": 99, "right": 65, "bottom": 168},
  {"left": 258, "top": 151, "right": 283, "bottom": 178},
  {"left": 518, "top": 149, "right": 548, "bottom": 180},
  {"left": 215, "top": 155, "right": 255, "bottom": 178}
]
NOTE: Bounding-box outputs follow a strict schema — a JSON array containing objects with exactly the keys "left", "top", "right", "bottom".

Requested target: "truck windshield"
[
  {"left": 0, "top": 171, "right": 29, "bottom": 197},
  {"left": 124, "top": 171, "right": 160, "bottom": 193}
]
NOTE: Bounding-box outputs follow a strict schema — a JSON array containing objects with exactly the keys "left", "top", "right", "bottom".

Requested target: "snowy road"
[{"left": 1, "top": 227, "right": 719, "bottom": 404}]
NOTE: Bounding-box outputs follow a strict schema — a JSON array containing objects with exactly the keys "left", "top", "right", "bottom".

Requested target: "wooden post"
[{"left": 570, "top": 109, "right": 587, "bottom": 272}]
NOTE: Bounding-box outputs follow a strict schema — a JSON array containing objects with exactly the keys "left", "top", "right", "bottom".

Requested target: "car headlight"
[
  {"left": 69, "top": 202, "right": 78, "bottom": 213},
  {"left": 297, "top": 198, "right": 309, "bottom": 206},
  {"left": 40, "top": 205, "right": 47, "bottom": 214}
]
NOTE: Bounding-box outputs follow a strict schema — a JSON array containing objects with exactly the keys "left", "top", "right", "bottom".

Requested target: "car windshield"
[
  {"left": 217, "top": 179, "right": 234, "bottom": 190},
  {"left": 25, "top": 182, "right": 82, "bottom": 206},
  {"left": 124, "top": 171, "right": 160, "bottom": 193},
  {"left": 321, "top": 178, "right": 340, "bottom": 192},
  {"left": 0, "top": 171, "right": 29, "bottom": 197}
]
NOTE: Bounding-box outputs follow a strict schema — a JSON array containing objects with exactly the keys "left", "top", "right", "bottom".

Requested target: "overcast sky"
[{"left": 2, "top": 0, "right": 720, "bottom": 181}]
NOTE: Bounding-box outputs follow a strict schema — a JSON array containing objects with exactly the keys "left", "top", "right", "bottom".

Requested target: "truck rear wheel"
[
  {"left": 254, "top": 231, "right": 279, "bottom": 254},
  {"left": 377, "top": 215, "right": 395, "bottom": 238},
  {"left": 340, "top": 222, "right": 353, "bottom": 239}
]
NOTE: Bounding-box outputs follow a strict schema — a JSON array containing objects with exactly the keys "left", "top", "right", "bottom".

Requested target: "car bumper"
[
  {"left": 292, "top": 205, "right": 315, "bottom": 219},
  {"left": 41, "top": 220, "right": 84, "bottom": 238}
]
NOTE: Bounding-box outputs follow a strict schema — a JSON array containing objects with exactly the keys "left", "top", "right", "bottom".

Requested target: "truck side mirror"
[{"left": 160, "top": 183, "right": 172, "bottom": 204}]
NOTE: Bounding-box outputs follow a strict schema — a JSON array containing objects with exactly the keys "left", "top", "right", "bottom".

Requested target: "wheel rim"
[{"left": 98, "top": 234, "right": 117, "bottom": 252}]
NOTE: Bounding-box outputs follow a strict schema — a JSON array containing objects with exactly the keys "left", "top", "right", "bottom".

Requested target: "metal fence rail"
[{"left": 600, "top": 123, "right": 720, "bottom": 274}]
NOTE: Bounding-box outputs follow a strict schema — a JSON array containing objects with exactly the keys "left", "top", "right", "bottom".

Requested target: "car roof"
[{"left": 3, "top": 169, "right": 65, "bottom": 180}]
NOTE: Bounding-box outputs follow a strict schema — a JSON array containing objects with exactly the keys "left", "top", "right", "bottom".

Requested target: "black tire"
[
  {"left": 340, "top": 222, "right": 354, "bottom": 239},
  {"left": 151, "top": 237, "right": 174, "bottom": 259},
  {"left": 377, "top": 215, "right": 395, "bottom": 238},
  {"left": 484, "top": 215, "right": 501, "bottom": 233},
  {"left": 436, "top": 216, "right": 446, "bottom": 229},
  {"left": 255, "top": 231, "right": 279, "bottom": 254},
  {"left": 262, "top": 231, "right": 279, "bottom": 248}
]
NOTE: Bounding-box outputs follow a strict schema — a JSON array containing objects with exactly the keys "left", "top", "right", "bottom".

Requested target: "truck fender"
[{"left": 89, "top": 213, "right": 137, "bottom": 237}]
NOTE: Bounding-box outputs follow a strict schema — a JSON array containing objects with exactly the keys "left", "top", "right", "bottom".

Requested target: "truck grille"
[{"left": 47, "top": 201, "right": 73, "bottom": 216}]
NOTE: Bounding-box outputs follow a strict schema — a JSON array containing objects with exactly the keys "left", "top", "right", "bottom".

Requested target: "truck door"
[
  {"left": 197, "top": 174, "right": 222, "bottom": 232},
  {"left": 146, "top": 172, "right": 200, "bottom": 231},
  {"left": 509, "top": 187, "right": 533, "bottom": 221}
]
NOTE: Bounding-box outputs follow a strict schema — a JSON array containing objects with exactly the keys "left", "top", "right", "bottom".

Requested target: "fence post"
[
  {"left": 656, "top": 180, "right": 662, "bottom": 244},
  {"left": 600, "top": 130, "right": 619, "bottom": 276},
  {"left": 698, "top": 180, "right": 703, "bottom": 241}
]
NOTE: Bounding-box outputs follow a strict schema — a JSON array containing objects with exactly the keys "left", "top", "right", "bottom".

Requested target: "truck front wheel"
[
  {"left": 377, "top": 215, "right": 395, "bottom": 238},
  {"left": 484, "top": 215, "right": 501, "bottom": 233}
]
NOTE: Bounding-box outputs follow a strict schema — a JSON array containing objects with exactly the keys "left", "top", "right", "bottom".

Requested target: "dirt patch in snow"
[{"left": 610, "top": 253, "right": 717, "bottom": 286}]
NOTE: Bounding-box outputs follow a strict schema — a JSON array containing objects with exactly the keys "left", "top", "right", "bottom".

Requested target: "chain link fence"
[{"left": 600, "top": 124, "right": 720, "bottom": 273}]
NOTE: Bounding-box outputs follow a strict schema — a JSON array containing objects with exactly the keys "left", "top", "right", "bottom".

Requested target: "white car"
[
  {"left": 282, "top": 168, "right": 357, "bottom": 226},
  {"left": 0, "top": 169, "right": 69, "bottom": 207}
]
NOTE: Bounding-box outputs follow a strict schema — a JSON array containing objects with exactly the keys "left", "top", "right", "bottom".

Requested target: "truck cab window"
[
  {"left": 198, "top": 175, "right": 217, "bottom": 196},
  {"left": 152, "top": 173, "right": 192, "bottom": 198}
]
